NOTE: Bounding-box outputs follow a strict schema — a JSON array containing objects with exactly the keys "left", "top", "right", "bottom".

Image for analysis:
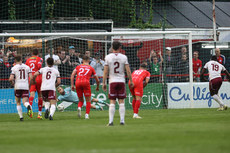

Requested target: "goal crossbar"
[{"left": 0, "top": 31, "right": 192, "bottom": 37}]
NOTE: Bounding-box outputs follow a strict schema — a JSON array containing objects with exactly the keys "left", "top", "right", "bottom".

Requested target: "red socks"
[
  {"left": 29, "top": 97, "right": 34, "bottom": 106},
  {"left": 38, "top": 98, "right": 43, "bottom": 111},
  {"left": 132, "top": 99, "right": 136, "bottom": 113},
  {"left": 86, "top": 102, "right": 91, "bottom": 114},
  {"left": 134, "top": 100, "right": 141, "bottom": 114},
  {"left": 78, "top": 101, "right": 83, "bottom": 108}
]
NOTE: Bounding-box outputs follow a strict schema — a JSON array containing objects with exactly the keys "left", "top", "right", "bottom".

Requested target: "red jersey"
[
  {"left": 75, "top": 64, "right": 96, "bottom": 82},
  {"left": 132, "top": 69, "right": 150, "bottom": 83},
  {"left": 217, "top": 55, "right": 225, "bottom": 65},
  {"left": 193, "top": 58, "right": 202, "bottom": 73},
  {"left": 26, "top": 56, "right": 43, "bottom": 75}
]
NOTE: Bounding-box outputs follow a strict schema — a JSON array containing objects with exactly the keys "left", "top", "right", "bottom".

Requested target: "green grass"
[{"left": 0, "top": 109, "right": 229, "bottom": 153}]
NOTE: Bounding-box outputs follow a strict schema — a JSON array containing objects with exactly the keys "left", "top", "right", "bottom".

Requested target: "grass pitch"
[{"left": 0, "top": 109, "right": 229, "bottom": 153}]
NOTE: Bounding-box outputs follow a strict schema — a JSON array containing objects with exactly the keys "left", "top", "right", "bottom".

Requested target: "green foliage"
[
  {"left": 46, "top": 0, "right": 56, "bottom": 19},
  {"left": 8, "top": 0, "right": 16, "bottom": 20},
  {"left": 148, "top": 0, "right": 154, "bottom": 24},
  {"left": 129, "top": 0, "right": 170, "bottom": 29},
  {"left": 129, "top": 0, "right": 136, "bottom": 28}
]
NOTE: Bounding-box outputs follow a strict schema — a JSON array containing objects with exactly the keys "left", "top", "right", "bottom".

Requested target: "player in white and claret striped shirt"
[
  {"left": 33, "top": 57, "right": 61, "bottom": 120},
  {"left": 9, "top": 55, "right": 33, "bottom": 121}
]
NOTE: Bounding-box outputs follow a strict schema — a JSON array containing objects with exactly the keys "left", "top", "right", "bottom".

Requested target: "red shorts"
[
  {"left": 75, "top": 81, "right": 91, "bottom": 98},
  {"left": 109, "top": 82, "right": 126, "bottom": 100},
  {"left": 129, "top": 81, "right": 143, "bottom": 97},
  {"left": 15, "top": 90, "right": 29, "bottom": 98},
  {"left": 209, "top": 77, "right": 222, "bottom": 95},
  {"left": 41, "top": 90, "right": 56, "bottom": 101},
  {"left": 30, "top": 75, "right": 42, "bottom": 93}
]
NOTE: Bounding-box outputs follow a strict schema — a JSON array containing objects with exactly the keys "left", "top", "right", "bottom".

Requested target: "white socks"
[
  {"left": 45, "top": 102, "right": 50, "bottom": 110},
  {"left": 49, "top": 104, "right": 56, "bottom": 117},
  {"left": 24, "top": 102, "right": 30, "bottom": 108},
  {"left": 109, "top": 103, "right": 125, "bottom": 124},
  {"left": 109, "top": 104, "right": 115, "bottom": 124},
  {"left": 17, "top": 105, "right": 23, "bottom": 118},
  {"left": 213, "top": 94, "right": 224, "bottom": 107},
  {"left": 119, "top": 103, "right": 125, "bottom": 123}
]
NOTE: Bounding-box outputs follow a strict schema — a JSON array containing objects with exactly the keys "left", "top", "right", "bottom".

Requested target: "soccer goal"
[{"left": 0, "top": 31, "right": 194, "bottom": 114}]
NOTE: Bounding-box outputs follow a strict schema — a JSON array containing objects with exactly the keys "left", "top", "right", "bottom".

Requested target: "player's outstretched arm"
[
  {"left": 200, "top": 68, "right": 208, "bottom": 82},
  {"left": 28, "top": 73, "right": 33, "bottom": 88},
  {"left": 31, "top": 71, "right": 39, "bottom": 85},
  {"left": 56, "top": 78, "right": 61, "bottom": 87},
  {"left": 224, "top": 70, "right": 230, "bottom": 82},
  {"left": 71, "top": 69, "right": 77, "bottom": 91},
  {"left": 94, "top": 76, "right": 100, "bottom": 91},
  {"left": 143, "top": 77, "right": 150, "bottom": 88},
  {"left": 8, "top": 74, "right": 15, "bottom": 86},
  {"left": 125, "top": 64, "right": 134, "bottom": 88},
  {"left": 102, "top": 65, "right": 109, "bottom": 92}
]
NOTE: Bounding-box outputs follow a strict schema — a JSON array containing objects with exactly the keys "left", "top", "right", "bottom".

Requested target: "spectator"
[
  {"left": 69, "top": 46, "right": 82, "bottom": 67},
  {"left": 181, "top": 46, "right": 188, "bottom": 56},
  {"left": 121, "top": 40, "right": 143, "bottom": 71},
  {"left": 92, "top": 52, "right": 104, "bottom": 84},
  {"left": 85, "top": 50, "right": 97, "bottom": 85},
  {"left": 164, "top": 47, "right": 175, "bottom": 83},
  {"left": 148, "top": 50, "right": 158, "bottom": 62},
  {"left": 45, "top": 48, "right": 61, "bottom": 70},
  {"left": 215, "top": 48, "right": 226, "bottom": 66},
  {"left": 193, "top": 51, "right": 202, "bottom": 82},
  {"left": 59, "top": 50, "right": 71, "bottom": 85},
  {"left": 108, "top": 47, "right": 113, "bottom": 54},
  {"left": 74, "top": 49, "right": 82, "bottom": 64},
  {"left": 23, "top": 53, "right": 31, "bottom": 63},
  {"left": 177, "top": 54, "right": 189, "bottom": 82},
  {"left": 0, "top": 49, "right": 4, "bottom": 63},
  {"left": 149, "top": 50, "right": 163, "bottom": 63},
  {"left": 0, "top": 56, "right": 12, "bottom": 88},
  {"left": 85, "top": 50, "right": 94, "bottom": 61},
  {"left": 226, "top": 57, "right": 230, "bottom": 73},
  {"left": 150, "top": 56, "right": 162, "bottom": 83},
  {"left": 85, "top": 50, "right": 96, "bottom": 69},
  {"left": 175, "top": 46, "right": 188, "bottom": 62},
  {"left": 6, "top": 49, "right": 17, "bottom": 65}
]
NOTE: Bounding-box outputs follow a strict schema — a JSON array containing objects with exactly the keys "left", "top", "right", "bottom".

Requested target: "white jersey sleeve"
[
  {"left": 40, "top": 67, "right": 60, "bottom": 91},
  {"left": 204, "top": 61, "right": 226, "bottom": 80},
  {"left": 11, "top": 64, "right": 31, "bottom": 90},
  {"left": 105, "top": 53, "right": 129, "bottom": 83}
]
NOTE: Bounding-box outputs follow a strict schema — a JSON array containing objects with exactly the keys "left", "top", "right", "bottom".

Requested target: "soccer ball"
[{"left": 57, "top": 104, "right": 65, "bottom": 112}]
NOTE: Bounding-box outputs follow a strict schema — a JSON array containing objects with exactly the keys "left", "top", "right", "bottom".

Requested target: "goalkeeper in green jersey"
[{"left": 56, "top": 86, "right": 109, "bottom": 112}]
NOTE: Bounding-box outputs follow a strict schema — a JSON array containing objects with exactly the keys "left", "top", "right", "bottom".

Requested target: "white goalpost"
[{"left": 0, "top": 31, "right": 193, "bottom": 114}]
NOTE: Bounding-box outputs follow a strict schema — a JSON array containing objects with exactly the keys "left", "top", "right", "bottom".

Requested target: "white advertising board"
[{"left": 167, "top": 82, "right": 230, "bottom": 109}]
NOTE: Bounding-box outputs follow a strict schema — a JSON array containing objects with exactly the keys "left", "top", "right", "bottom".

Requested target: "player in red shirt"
[
  {"left": 193, "top": 51, "right": 202, "bottom": 82},
  {"left": 71, "top": 55, "right": 99, "bottom": 119},
  {"left": 25, "top": 49, "right": 43, "bottom": 119},
  {"left": 128, "top": 63, "right": 150, "bottom": 119}
]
